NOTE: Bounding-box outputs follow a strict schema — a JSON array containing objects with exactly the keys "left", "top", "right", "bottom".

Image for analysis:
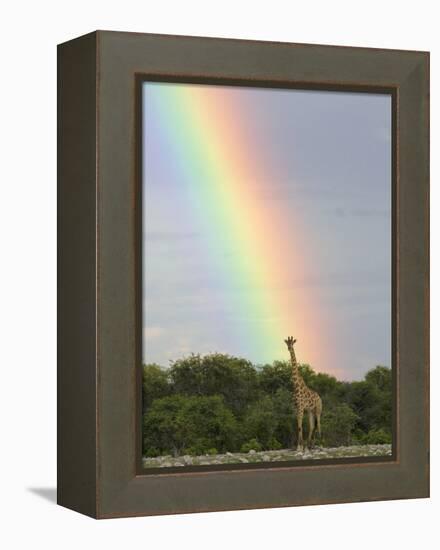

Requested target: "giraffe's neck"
[{"left": 289, "top": 348, "right": 305, "bottom": 391}]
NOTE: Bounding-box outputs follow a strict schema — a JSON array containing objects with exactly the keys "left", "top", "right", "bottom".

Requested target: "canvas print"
[{"left": 141, "top": 81, "right": 392, "bottom": 468}]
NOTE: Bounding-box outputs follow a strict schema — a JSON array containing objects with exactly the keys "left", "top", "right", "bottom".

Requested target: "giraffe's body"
[{"left": 284, "top": 336, "right": 322, "bottom": 450}]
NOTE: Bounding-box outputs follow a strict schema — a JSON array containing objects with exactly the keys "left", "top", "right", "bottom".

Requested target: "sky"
[{"left": 142, "top": 82, "right": 392, "bottom": 381}]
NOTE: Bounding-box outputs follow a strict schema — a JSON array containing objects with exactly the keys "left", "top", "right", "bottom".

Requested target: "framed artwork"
[{"left": 58, "top": 31, "right": 429, "bottom": 518}]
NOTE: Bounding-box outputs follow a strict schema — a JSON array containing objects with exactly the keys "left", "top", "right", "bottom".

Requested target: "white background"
[{"left": 0, "top": 0, "right": 437, "bottom": 548}]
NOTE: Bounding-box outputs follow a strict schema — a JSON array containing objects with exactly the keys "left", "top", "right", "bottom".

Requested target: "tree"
[
  {"left": 309, "top": 372, "right": 341, "bottom": 408},
  {"left": 346, "top": 366, "right": 392, "bottom": 437},
  {"left": 365, "top": 365, "right": 392, "bottom": 391},
  {"left": 321, "top": 404, "right": 360, "bottom": 447},
  {"left": 271, "top": 387, "right": 295, "bottom": 448},
  {"left": 297, "top": 364, "right": 316, "bottom": 387},
  {"left": 143, "top": 394, "right": 185, "bottom": 456},
  {"left": 242, "top": 395, "right": 278, "bottom": 449},
  {"left": 169, "top": 353, "right": 258, "bottom": 416},
  {"left": 142, "top": 363, "right": 170, "bottom": 413},
  {"left": 258, "top": 360, "right": 292, "bottom": 395},
  {"left": 142, "top": 352, "right": 393, "bottom": 456},
  {"left": 143, "top": 394, "right": 239, "bottom": 456}
]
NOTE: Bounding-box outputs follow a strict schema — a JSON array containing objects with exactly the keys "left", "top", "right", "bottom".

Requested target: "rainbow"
[{"left": 143, "top": 82, "right": 333, "bottom": 372}]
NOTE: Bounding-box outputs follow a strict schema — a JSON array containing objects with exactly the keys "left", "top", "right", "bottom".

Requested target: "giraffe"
[{"left": 284, "top": 336, "right": 322, "bottom": 451}]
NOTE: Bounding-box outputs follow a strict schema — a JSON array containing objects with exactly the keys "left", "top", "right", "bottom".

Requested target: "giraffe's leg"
[
  {"left": 314, "top": 397, "right": 322, "bottom": 446},
  {"left": 315, "top": 411, "right": 322, "bottom": 444},
  {"left": 307, "top": 410, "right": 315, "bottom": 449},
  {"left": 296, "top": 410, "right": 304, "bottom": 451}
]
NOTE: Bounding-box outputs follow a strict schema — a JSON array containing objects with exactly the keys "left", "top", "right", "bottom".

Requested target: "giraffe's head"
[{"left": 284, "top": 336, "right": 297, "bottom": 351}]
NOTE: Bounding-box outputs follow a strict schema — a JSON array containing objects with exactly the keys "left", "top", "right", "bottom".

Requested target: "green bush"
[
  {"left": 169, "top": 353, "right": 258, "bottom": 416},
  {"left": 142, "top": 353, "right": 393, "bottom": 456},
  {"left": 271, "top": 388, "right": 295, "bottom": 448},
  {"left": 143, "top": 394, "right": 239, "bottom": 457},
  {"left": 267, "top": 437, "right": 282, "bottom": 450},
  {"left": 362, "top": 428, "right": 392, "bottom": 444},
  {"left": 145, "top": 447, "right": 160, "bottom": 458},
  {"left": 182, "top": 443, "right": 210, "bottom": 456},
  {"left": 240, "top": 439, "right": 262, "bottom": 453},
  {"left": 142, "top": 364, "right": 170, "bottom": 413},
  {"left": 242, "top": 395, "right": 278, "bottom": 449},
  {"left": 346, "top": 366, "right": 392, "bottom": 434},
  {"left": 258, "top": 361, "right": 293, "bottom": 394},
  {"left": 321, "top": 404, "right": 359, "bottom": 447}
]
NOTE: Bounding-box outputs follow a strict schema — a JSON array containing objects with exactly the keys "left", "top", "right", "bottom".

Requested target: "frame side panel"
[
  {"left": 396, "top": 55, "right": 430, "bottom": 496},
  {"left": 57, "top": 32, "right": 98, "bottom": 518}
]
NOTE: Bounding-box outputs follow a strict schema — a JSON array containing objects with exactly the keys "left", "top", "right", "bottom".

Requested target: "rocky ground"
[{"left": 143, "top": 444, "right": 392, "bottom": 468}]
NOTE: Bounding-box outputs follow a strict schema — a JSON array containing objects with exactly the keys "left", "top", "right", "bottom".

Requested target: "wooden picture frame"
[{"left": 57, "top": 30, "right": 429, "bottom": 518}]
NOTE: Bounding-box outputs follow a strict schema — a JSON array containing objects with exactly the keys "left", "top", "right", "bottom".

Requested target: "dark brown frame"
[{"left": 58, "top": 30, "right": 429, "bottom": 519}]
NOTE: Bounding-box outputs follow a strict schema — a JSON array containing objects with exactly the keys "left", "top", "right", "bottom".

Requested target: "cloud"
[
  {"left": 144, "top": 231, "right": 200, "bottom": 242},
  {"left": 144, "top": 326, "right": 165, "bottom": 341},
  {"left": 351, "top": 208, "right": 391, "bottom": 218},
  {"left": 324, "top": 207, "right": 390, "bottom": 219}
]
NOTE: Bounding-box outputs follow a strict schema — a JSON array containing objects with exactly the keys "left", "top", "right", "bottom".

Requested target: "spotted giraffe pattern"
[{"left": 284, "top": 336, "right": 322, "bottom": 450}]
